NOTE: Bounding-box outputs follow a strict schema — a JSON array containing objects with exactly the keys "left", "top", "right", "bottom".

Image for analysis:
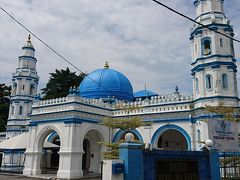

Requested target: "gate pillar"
[
  {"left": 209, "top": 148, "right": 220, "bottom": 180},
  {"left": 119, "top": 143, "right": 143, "bottom": 180}
]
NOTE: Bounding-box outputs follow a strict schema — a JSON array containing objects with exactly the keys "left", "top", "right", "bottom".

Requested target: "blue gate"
[
  {"left": 119, "top": 143, "right": 220, "bottom": 180},
  {"left": 143, "top": 150, "right": 211, "bottom": 180}
]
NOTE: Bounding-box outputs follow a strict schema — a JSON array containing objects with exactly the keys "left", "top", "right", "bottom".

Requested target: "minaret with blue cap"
[
  {"left": 191, "top": 0, "right": 238, "bottom": 108},
  {"left": 6, "top": 35, "right": 39, "bottom": 139}
]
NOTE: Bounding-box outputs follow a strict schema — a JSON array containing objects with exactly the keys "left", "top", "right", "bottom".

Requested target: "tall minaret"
[
  {"left": 191, "top": 0, "right": 238, "bottom": 108},
  {"left": 6, "top": 35, "right": 39, "bottom": 139}
]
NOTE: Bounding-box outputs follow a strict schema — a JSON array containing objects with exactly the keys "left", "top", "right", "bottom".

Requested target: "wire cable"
[
  {"left": 152, "top": 0, "right": 240, "bottom": 43},
  {"left": 0, "top": 5, "right": 110, "bottom": 92}
]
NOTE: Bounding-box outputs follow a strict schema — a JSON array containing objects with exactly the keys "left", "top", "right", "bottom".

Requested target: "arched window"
[
  {"left": 195, "top": 78, "right": 199, "bottom": 92},
  {"left": 30, "top": 84, "right": 35, "bottom": 95},
  {"left": 195, "top": 44, "right": 197, "bottom": 53},
  {"left": 11, "top": 106, "right": 14, "bottom": 115},
  {"left": 202, "top": 37, "right": 211, "bottom": 55},
  {"left": 222, "top": 73, "right": 228, "bottom": 89},
  {"left": 205, "top": 74, "right": 212, "bottom": 90},
  {"left": 220, "top": 38, "right": 223, "bottom": 47},
  {"left": 19, "top": 106, "right": 23, "bottom": 115},
  {"left": 197, "top": 129, "right": 201, "bottom": 142},
  {"left": 12, "top": 83, "right": 17, "bottom": 95}
]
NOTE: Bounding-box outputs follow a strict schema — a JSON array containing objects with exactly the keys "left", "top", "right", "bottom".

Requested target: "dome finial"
[
  {"left": 104, "top": 61, "right": 109, "bottom": 69},
  {"left": 28, "top": 34, "right": 31, "bottom": 42}
]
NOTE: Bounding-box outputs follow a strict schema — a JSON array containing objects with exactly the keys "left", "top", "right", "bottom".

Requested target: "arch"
[
  {"left": 197, "top": 129, "right": 201, "bottom": 142},
  {"left": 205, "top": 74, "right": 212, "bottom": 90},
  {"left": 151, "top": 124, "right": 191, "bottom": 150},
  {"left": 195, "top": 78, "right": 199, "bottom": 92},
  {"left": 47, "top": 131, "right": 58, "bottom": 142},
  {"left": 33, "top": 125, "right": 63, "bottom": 175},
  {"left": 201, "top": 37, "right": 211, "bottom": 55},
  {"left": 30, "top": 84, "right": 35, "bottom": 95},
  {"left": 222, "top": 73, "right": 228, "bottom": 89},
  {"left": 82, "top": 128, "right": 104, "bottom": 174},
  {"left": 19, "top": 106, "right": 23, "bottom": 115},
  {"left": 35, "top": 125, "right": 63, "bottom": 152},
  {"left": 112, "top": 129, "right": 143, "bottom": 143}
]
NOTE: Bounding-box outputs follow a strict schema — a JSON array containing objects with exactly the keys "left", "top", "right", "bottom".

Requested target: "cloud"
[{"left": 0, "top": 0, "right": 239, "bottom": 95}]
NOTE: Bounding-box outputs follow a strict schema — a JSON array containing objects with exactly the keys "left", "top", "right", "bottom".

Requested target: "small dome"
[{"left": 80, "top": 62, "right": 134, "bottom": 101}]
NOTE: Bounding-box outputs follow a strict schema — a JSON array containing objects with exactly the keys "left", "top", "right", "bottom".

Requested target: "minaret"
[
  {"left": 191, "top": 0, "right": 238, "bottom": 108},
  {"left": 6, "top": 35, "right": 39, "bottom": 139}
]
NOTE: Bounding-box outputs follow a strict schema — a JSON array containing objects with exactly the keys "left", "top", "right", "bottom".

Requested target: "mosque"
[{"left": 0, "top": 0, "right": 239, "bottom": 179}]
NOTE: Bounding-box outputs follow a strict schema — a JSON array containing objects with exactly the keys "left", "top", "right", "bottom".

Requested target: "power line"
[
  {"left": 0, "top": 5, "right": 110, "bottom": 92},
  {"left": 152, "top": 0, "right": 240, "bottom": 43}
]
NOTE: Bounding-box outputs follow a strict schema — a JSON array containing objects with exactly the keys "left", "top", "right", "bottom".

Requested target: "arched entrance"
[
  {"left": 39, "top": 130, "right": 61, "bottom": 174},
  {"left": 112, "top": 129, "right": 143, "bottom": 143},
  {"left": 151, "top": 124, "right": 191, "bottom": 151},
  {"left": 157, "top": 129, "right": 188, "bottom": 151},
  {"left": 82, "top": 129, "right": 103, "bottom": 175},
  {"left": 82, "top": 139, "right": 91, "bottom": 171}
]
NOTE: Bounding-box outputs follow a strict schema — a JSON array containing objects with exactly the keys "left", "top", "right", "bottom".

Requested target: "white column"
[{"left": 23, "top": 151, "right": 42, "bottom": 175}]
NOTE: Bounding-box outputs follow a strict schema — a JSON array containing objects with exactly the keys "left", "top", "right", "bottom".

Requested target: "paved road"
[
  {"left": 0, "top": 174, "right": 42, "bottom": 180},
  {"left": 0, "top": 174, "right": 101, "bottom": 180}
]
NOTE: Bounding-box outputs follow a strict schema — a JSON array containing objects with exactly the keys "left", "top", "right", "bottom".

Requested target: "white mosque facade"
[{"left": 0, "top": 0, "right": 239, "bottom": 179}]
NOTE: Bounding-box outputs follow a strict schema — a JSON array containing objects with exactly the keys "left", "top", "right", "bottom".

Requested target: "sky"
[{"left": 0, "top": 0, "right": 239, "bottom": 95}]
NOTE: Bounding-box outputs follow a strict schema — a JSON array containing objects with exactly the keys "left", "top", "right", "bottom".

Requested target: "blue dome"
[{"left": 80, "top": 64, "right": 134, "bottom": 101}]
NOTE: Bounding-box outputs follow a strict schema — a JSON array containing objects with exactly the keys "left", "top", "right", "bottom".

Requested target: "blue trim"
[
  {"left": 195, "top": 11, "right": 224, "bottom": 20},
  {"left": 47, "top": 131, "right": 57, "bottom": 142},
  {"left": 112, "top": 129, "right": 144, "bottom": 143},
  {"left": 191, "top": 54, "right": 236, "bottom": 65},
  {"left": 28, "top": 117, "right": 99, "bottom": 126},
  {"left": 151, "top": 124, "right": 191, "bottom": 150},
  {"left": 115, "top": 109, "right": 192, "bottom": 119},
  {"left": 1, "top": 165, "right": 25, "bottom": 168},
  {"left": 145, "top": 117, "right": 191, "bottom": 123},
  {"left": 1, "top": 149, "right": 25, "bottom": 153},
  {"left": 10, "top": 99, "right": 32, "bottom": 102},
  {"left": 190, "top": 23, "right": 233, "bottom": 38},
  {"left": 22, "top": 46, "right": 35, "bottom": 51},
  {"left": 18, "top": 55, "right": 36, "bottom": 61},
  {"left": 191, "top": 61, "right": 237, "bottom": 73},
  {"left": 31, "top": 109, "right": 107, "bottom": 118},
  {"left": 32, "top": 101, "right": 113, "bottom": 111},
  {"left": 11, "top": 95, "right": 34, "bottom": 98},
  {"left": 219, "top": 152, "right": 240, "bottom": 157},
  {"left": 2, "top": 149, "right": 25, "bottom": 152},
  {"left": 193, "top": 95, "right": 239, "bottom": 102},
  {"left": 7, "top": 119, "right": 28, "bottom": 121},
  {"left": 12, "top": 75, "right": 39, "bottom": 81},
  {"left": 6, "top": 130, "right": 28, "bottom": 132}
]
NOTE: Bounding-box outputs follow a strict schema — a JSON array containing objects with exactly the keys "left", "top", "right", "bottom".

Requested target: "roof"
[
  {"left": 134, "top": 89, "right": 158, "bottom": 99},
  {"left": 80, "top": 63, "right": 134, "bottom": 101},
  {"left": 0, "top": 133, "right": 59, "bottom": 150}
]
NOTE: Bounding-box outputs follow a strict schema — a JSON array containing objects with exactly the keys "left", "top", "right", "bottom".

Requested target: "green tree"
[
  {"left": 101, "top": 105, "right": 146, "bottom": 159},
  {"left": 205, "top": 102, "right": 239, "bottom": 122},
  {"left": 0, "top": 84, "right": 11, "bottom": 132},
  {"left": 41, "top": 67, "right": 85, "bottom": 99}
]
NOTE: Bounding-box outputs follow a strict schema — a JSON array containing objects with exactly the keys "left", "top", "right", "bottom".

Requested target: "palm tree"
[{"left": 41, "top": 67, "right": 85, "bottom": 99}]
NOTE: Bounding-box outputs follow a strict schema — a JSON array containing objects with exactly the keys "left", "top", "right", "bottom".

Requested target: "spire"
[
  {"left": 104, "top": 61, "right": 109, "bottom": 69},
  {"left": 23, "top": 34, "right": 34, "bottom": 49}
]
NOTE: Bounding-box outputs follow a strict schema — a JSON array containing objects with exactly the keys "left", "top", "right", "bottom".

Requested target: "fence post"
[
  {"left": 119, "top": 143, "right": 143, "bottom": 180},
  {"left": 209, "top": 148, "right": 220, "bottom": 180}
]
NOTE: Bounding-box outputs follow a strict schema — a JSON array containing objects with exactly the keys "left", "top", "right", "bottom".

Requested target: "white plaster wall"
[{"left": 102, "top": 160, "right": 123, "bottom": 180}]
